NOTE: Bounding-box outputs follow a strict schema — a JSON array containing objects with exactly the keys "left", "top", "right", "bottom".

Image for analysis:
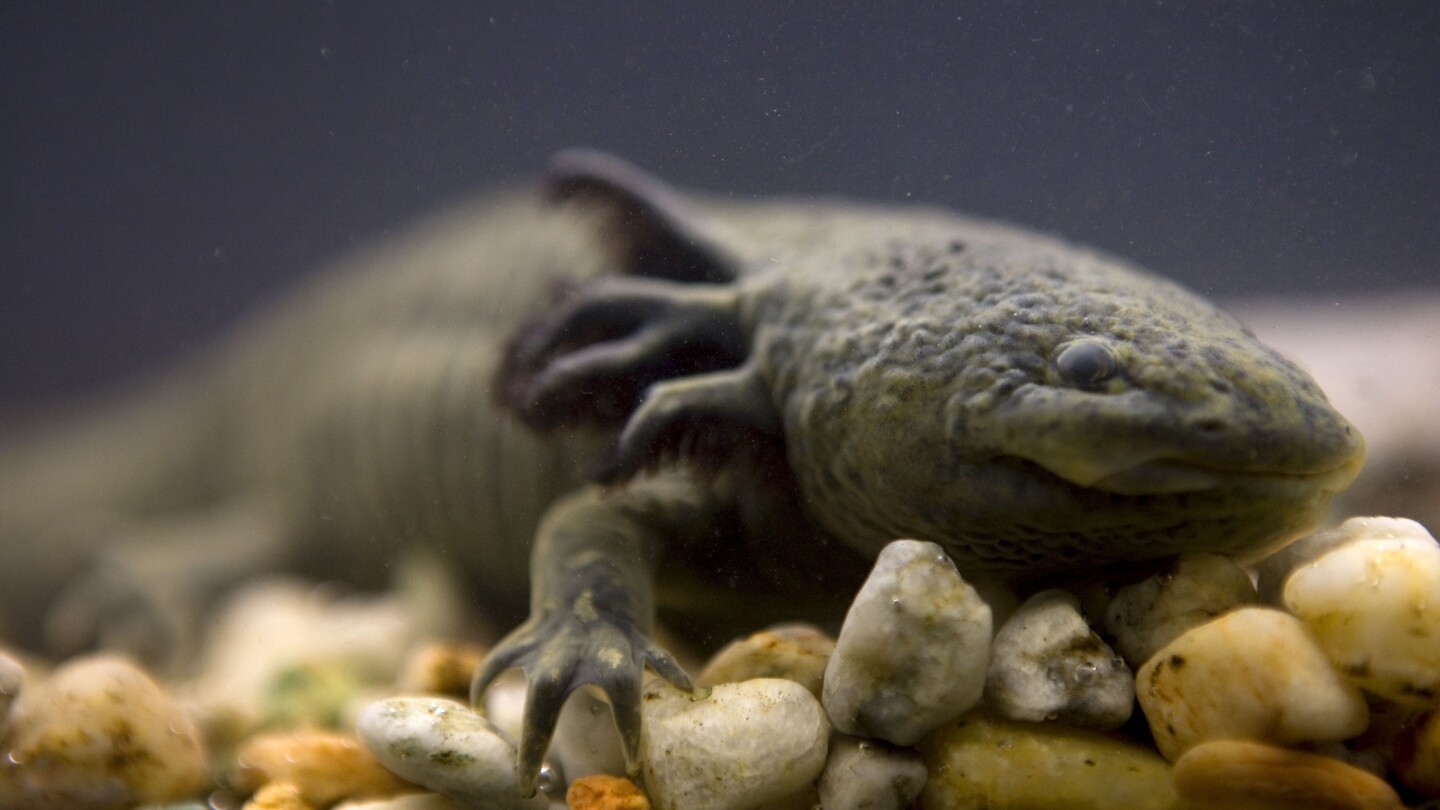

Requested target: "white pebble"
[
  {"left": 355, "top": 696, "right": 549, "bottom": 810},
  {"left": 817, "top": 734, "right": 926, "bottom": 810},
  {"left": 640, "top": 678, "right": 829, "bottom": 810},
  {"left": 985, "top": 589, "right": 1133, "bottom": 729},
  {"left": 1136, "top": 607, "right": 1369, "bottom": 761},
  {"left": 478, "top": 668, "right": 528, "bottom": 743},
  {"left": 822, "top": 539, "right": 992, "bottom": 745},
  {"left": 550, "top": 685, "right": 627, "bottom": 780},
  {"left": 478, "top": 673, "right": 623, "bottom": 782},
  {"left": 1259, "top": 516, "right": 1440, "bottom": 707},
  {"left": 1103, "top": 552, "right": 1259, "bottom": 667}
]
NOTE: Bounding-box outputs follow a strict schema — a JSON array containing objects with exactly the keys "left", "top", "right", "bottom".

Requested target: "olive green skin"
[{"left": 668, "top": 200, "right": 1363, "bottom": 577}]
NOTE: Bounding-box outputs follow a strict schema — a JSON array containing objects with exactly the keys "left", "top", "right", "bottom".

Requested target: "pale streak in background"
[{"left": 1233, "top": 292, "right": 1440, "bottom": 531}]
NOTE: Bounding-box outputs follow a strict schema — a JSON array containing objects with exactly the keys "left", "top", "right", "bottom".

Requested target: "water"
[{"left": 0, "top": 5, "right": 1436, "bottom": 804}]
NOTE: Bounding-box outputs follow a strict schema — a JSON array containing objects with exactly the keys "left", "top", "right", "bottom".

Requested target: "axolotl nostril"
[{"left": 0, "top": 150, "right": 1364, "bottom": 794}]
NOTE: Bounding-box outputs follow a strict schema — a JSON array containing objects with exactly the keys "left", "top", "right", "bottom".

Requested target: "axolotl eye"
[{"left": 1056, "top": 340, "right": 1119, "bottom": 388}]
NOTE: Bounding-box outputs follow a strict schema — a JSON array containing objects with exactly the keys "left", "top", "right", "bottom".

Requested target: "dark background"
[{"left": 3, "top": 1, "right": 1437, "bottom": 410}]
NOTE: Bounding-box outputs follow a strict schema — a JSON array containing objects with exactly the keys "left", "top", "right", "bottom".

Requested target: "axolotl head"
[
  {"left": 762, "top": 221, "right": 1366, "bottom": 575},
  {"left": 501, "top": 151, "right": 1365, "bottom": 579}
]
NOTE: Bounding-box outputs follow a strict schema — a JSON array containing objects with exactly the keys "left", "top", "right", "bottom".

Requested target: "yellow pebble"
[
  {"left": 1136, "top": 607, "right": 1368, "bottom": 761},
  {"left": 567, "top": 774, "right": 651, "bottom": 810},
  {"left": 696, "top": 624, "right": 834, "bottom": 698},
  {"left": 232, "top": 729, "right": 416, "bottom": 806},
  {"left": 917, "top": 713, "right": 1184, "bottom": 810},
  {"left": 244, "top": 781, "right": 316, "bottom": 810},
  {"left": 395, "top": 642, "right": 487, "bottom": 698},
  {"left": 1173, "top": 739, "right": 1402, "bottom": 810}
]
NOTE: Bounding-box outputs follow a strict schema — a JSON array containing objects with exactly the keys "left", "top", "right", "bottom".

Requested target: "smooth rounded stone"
[
  {"left": 985, "top": 589, "right": 1133, "bottom": 729},
  {"left": 551, "top": 685, "right": 627, "bottom": 780},
  {"left": 1136, "top": 606, "right": 1369, "bottom": 762},
  {"left": 0, "top": 654, "right": 207, "bottom": 809},
  {"left": 696, "top": 623, "right": 834, "bottom": 698},
  {"left": 1173, "top": 739, "right": 1404, "bottom": 810},
  {"left": 917, "top": 713, "right": 1183, "bottom": 810},
  {"left": 639, "top": 678, "right": 829, "bottom": 810},
  {"left": 816, "top": 734, "right": 926, "bottom": 810},
  {"left": 1259, "top": 516, "right": 1440, "bottom": 707},
  {"left": 478, "top": 667, "right": 528, "bottom": 743},
  {"left": 356, "top": 697, "right": 550, "bottom": 810},
  {"left": 822, "top": 539, "right": 992, "bottom": 746},
  {"left": 0, "top": 649, "right": 23, "bottom": 727},
  {"left": 479, "top": 673, "right": 625, "bottom": 781},
  {"left": 1103, "top": 552, "right": 1259, "bottom": 667},
  {"left": 566, "top": 774, "right": 651, "bottom": 810},
  {"left": 231, "top": 729, "right": 417, "bottom": 806}
]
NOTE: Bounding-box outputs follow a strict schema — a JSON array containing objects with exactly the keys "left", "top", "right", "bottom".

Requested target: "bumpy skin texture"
[
  {"left": 740, "top": 213, "right": 1363, "bottom": 571},
  {"left": 0, "top": 151, "right": 1363, "bottom": 793}
]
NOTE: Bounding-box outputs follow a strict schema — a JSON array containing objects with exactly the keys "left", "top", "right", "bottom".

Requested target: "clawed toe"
[{"left": 470, "top": 614, "right": 697, "bottom": 795}]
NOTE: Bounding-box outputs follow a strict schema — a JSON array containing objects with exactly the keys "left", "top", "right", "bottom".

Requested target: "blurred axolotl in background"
[{"left": 0, "top": 151, "right": 1364, "bottom": 791}]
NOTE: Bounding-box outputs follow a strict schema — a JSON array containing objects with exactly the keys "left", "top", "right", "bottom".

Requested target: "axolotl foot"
[{"left": 470, "top": 608, "right": 703, "bottom": 796}]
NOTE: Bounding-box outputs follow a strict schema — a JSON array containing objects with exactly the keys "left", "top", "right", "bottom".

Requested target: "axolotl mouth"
[
  {"left": 1064, "top": 454, "right": 1367, "bottom": 497},
  {"left": 990, "top": 386, "right": 1368, "bottom": 500}
]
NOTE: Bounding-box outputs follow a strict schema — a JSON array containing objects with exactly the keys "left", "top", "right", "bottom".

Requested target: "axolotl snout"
[{"left": 0, "top": 150, "right": 1363, "bottom": 793}]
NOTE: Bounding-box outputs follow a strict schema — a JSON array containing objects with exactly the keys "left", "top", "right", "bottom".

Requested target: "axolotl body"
[{"left": 0, "top": 151, "right": 1364, "bottom": 791}]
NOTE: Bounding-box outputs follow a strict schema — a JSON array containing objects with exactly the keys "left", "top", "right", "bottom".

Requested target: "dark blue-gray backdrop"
[{"left": 3, "top": 2, "right": 1437, "bottom": 408}]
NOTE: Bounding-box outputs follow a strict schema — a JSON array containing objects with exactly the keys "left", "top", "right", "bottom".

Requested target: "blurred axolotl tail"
[
  {"left": 0, "top": 183, "right": 626, "bottom": 664},
  {"left": 0, "top": 358, "right": 240, "bottom": 655}
]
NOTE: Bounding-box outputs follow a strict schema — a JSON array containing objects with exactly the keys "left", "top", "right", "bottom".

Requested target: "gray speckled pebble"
[
  {"left": 1104, "top": 552, "right": 1259, "bottom": 668},
  {"left": 817, "top": 734, "right": 926, "bottom": 810},
  {"left": 822, "top": 539, "right": 992, "bottom": 746},
  {"left": 0, "top": 654, "right": 207, "bottom": 808},
  {"left": 355, "top": 697, "right": 549, "bottom": 810},
  {"left": 640, "top": 678, "right": 829, "bottom": 810},
  {"left": 985, "top": 589, "right": 1133, "bottom": 729}
]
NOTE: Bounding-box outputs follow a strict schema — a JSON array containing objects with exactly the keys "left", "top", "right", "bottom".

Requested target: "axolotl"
[{"left": 0, "top": 151, "right": 1364, "bottom": 792}]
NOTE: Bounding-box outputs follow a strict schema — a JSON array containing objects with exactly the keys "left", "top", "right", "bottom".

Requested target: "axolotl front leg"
[
  {"left": 470, "top": 478, "right": 708, "bottom": 792},
  {"left": 473, "top": 151, "right": 783, "bottom": 792}
]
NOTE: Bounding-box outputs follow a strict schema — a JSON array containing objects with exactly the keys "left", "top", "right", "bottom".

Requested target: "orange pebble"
[{"left": 567, "top": 773, "right": 651, "bottom": 810}]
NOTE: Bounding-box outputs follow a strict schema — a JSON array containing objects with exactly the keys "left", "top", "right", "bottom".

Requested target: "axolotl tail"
[{"left": 0, "top": 357, "right": 237, "bottom": 651}]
